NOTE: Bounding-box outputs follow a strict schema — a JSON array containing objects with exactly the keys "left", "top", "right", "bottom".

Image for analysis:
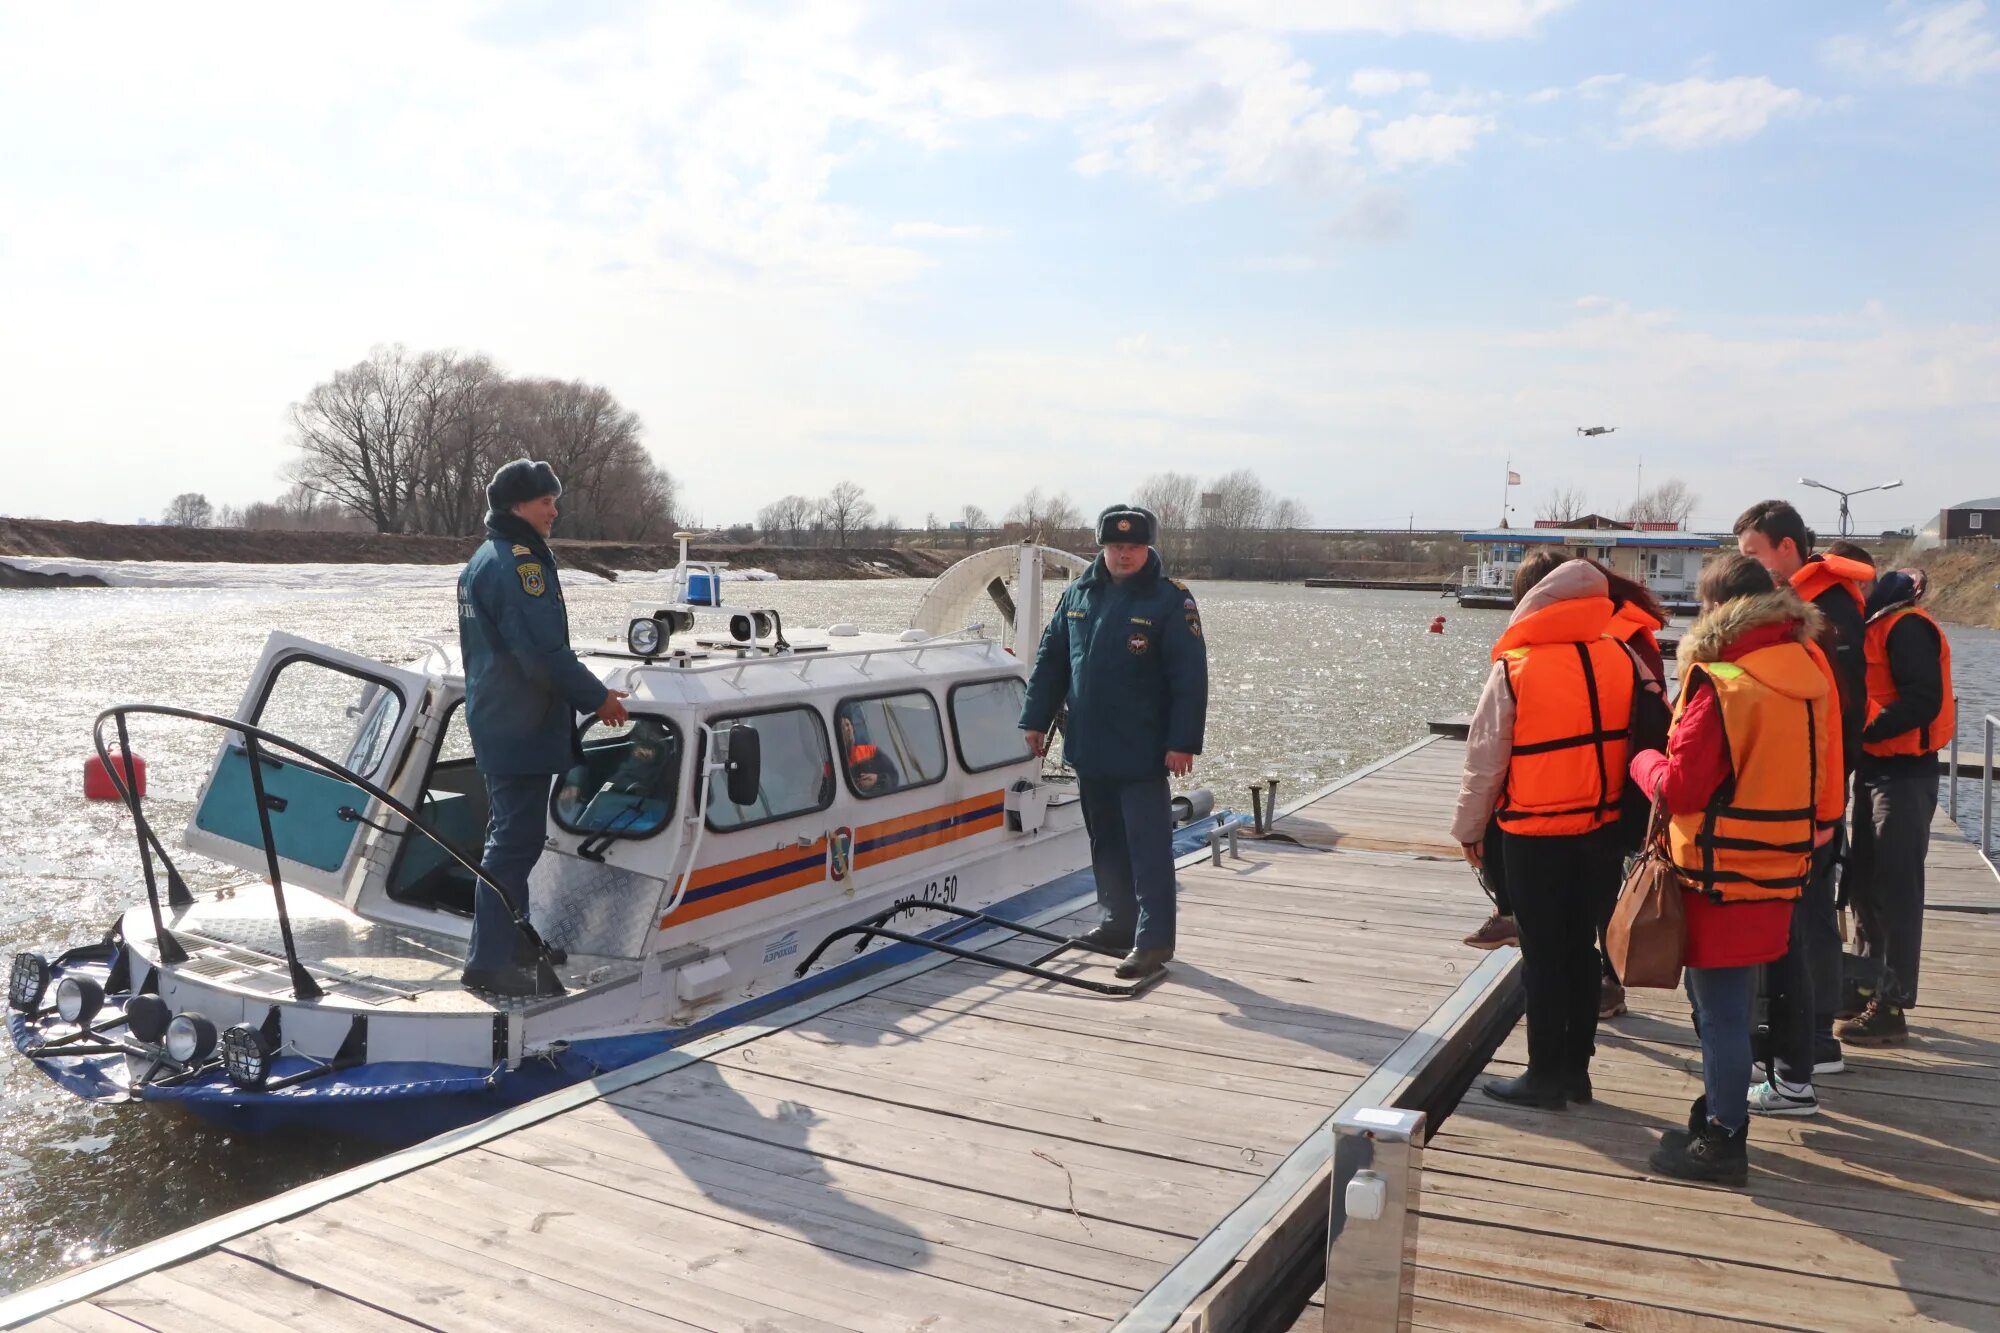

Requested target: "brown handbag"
[{"left": 1605, "top": 799, "right": 1686, "bottom": 989}]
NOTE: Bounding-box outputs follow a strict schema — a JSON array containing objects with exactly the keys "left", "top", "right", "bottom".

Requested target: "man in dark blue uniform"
[
  {"left": 457, "top": 459, "right": 628, "bottom": 995},
  {"left": 1021, "top": 504, "right": 1208, "bottom": 979}
]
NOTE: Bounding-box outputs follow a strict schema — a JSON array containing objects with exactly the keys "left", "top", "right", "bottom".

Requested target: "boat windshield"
[{"left": 554, "top": 717, "right": 683, "bottom": 839}]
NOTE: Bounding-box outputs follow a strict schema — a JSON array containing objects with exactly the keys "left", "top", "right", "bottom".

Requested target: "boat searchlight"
[
  {"left": 165, "top": 1012, "right": 218, "bottom": 1065},
  {"left": 221, "top": 1022, "right": 276, "bottom": 1090},
  {"left": 54, "top": 977, "right": 105, "bottom": 1030},
  {"left": 8, "top": 953, "right": 51, "bottom": 1013}
]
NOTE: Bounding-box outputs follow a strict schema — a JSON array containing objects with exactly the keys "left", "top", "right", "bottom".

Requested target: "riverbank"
[
  {"left": 1917, "top": 544, "right": 2000, "bottom": 629},
  {"left": 0, "top": 517, "right": 950, "bottom": 586}
]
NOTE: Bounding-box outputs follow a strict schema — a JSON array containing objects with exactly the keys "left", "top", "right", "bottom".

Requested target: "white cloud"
[
  {"left": 1524, "top": 86, "right": 1564, "bottom": 104},
  {"left": 1368, "top": 113, "right": 1493, "bottom": 167},
  {"left": 1120, "top": 0, "right": 1579, "bottom": 40},
  {"left": 1327, "top": 188, "right": 1414, "bottom": 239},
  {"left": 1575, "top": 72, "right": 1627, "bottom": 99},
  {"left": 888, "top": 222, "right": 1006, "bottom": 240},
  {"left": 1824, "top": 1, "right": 2000, "bottom": 85},
  {"left": 1349, "top": 67, "right": 1431, "bottom": 96},
  {"left": 1618, "top": 76, "right": 1818, "bottom": 150}
]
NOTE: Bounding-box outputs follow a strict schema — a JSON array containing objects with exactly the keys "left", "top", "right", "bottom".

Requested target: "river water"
[{"left": 1, "top": 573, "right": 1994, "bottom": 1292}]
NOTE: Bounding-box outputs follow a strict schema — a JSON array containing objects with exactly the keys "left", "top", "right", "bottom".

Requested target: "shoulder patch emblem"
[
  {"left": 517, "top": 562, "right": 546, "bottom": 597},
  {"left": 1185, "top": 614, "right": 1203, "bottom": 639},
  {"left": 1183, "top": 597, "right": 1197, "bottom": 610},
  {"left": 511, "top": 544, "right": 532, "bottom": 556},
  {"left": 1127, "top": 630, "right": 1151, "bottom": 655}
]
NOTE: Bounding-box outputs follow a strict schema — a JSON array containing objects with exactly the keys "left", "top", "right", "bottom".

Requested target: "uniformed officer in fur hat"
[
  {"left": 1020, "top": 503, "right": 1209, "bottom": 979},
  {"left": 456, "top": 459, "right": 628, "bottom": 996}
]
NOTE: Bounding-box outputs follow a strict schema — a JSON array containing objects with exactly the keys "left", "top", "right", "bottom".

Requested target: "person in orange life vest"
[
  {"left": 1628, "top": 555, "right": 1835, "bottom": 1184},
  {"left": 1452, "top": 552, "right": 1640, "bottom": 1110},
  {"left": 838, "top": 714, "right": 901, "bottom": 797},
  {"left": 1837, "top": 567, "right": 1953, "bottom": 1046},
  {"left": 1733, "top": 500, "right": 1870, "bottom": 1089}
]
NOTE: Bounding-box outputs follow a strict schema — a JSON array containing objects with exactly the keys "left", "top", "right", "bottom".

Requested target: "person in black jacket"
[
  {"left": 1838, "top": 569, "right": 1953, "bottom": 1046},
  {"left": 1734, "top": 500, "right": 1870, "bottom": 1108}
]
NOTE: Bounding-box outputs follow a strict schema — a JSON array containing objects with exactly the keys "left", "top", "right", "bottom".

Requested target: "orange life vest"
[
  {"left": 1790, "top": 554, "right": 1870, "bottom": 618},
  {"left": 1862, "top": 606, "right": 1954, "bottom": 758},
  {"left": 1494, "top": 596, "right": 1636, "bottom": 837},
  {"left": 1668, "top": 644, "right": 1829, "bottom": 901}
]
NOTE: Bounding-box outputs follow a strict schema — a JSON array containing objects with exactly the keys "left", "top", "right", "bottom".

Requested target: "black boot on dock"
[
  {"left": 1563, "top": 1070, "right": 1593, "bottom": 1105},
  {"left": 1656, "top": 1095, "right": 1708, "bottom": 1156},
  {"left": 1650, "top": 1116, "right": 1748, "bottom": 1187},
  {"left": 1075, "top": 925, "right": 1135, "bottom": 956},
  {"left": 1482, "top": 1072, "right": 1567, "bottom": 1109},
  {"left": 1115, "top": 947, "right": 1173, "bottom": 980}
]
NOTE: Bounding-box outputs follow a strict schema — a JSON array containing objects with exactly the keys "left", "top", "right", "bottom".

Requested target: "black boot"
[
  {"left": 1115, "top": 946, "right": 1173, "bottom": 980},
  {"left": 1650, "top": 1115, "right": 1747, "bottom": 1186},
  {"left": 1482, "top": 1072, "right": 1567, "bottom": 1109},
  {"left": 1075, "top": 925, "right": 1135, "bottom": 956},
  {"left": 1657, "top": 1094, "right": 1707, "bottom": 1155},
  {"left": 1563, "top": 1070, "right": 1593, "bottom": 1106}
]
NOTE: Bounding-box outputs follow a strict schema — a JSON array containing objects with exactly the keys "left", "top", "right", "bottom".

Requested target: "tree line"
[{"left": 171, "top": 344, "right": 678, "bottom": 540}]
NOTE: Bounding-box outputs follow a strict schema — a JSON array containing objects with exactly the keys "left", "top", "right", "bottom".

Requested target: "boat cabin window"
[
  {"left": 251, "top": 655, "right": 407, "bottom": 779},
  {"left": 387, "top": 702, "right": 484, "bottom": 915},
  {"left": 554, "top": 716, "right": 683, "bottom": 839},
  {"left": 704, "top": 707, "right": 834, "bottom": 832},
  {"left": 835, "top": 692, "right": 947, "bottom": 799},
  {"left": 948, "top": 676, "right": 1034, "bottom": 773}
]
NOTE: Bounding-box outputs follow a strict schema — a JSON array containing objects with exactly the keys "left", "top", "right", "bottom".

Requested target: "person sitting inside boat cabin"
[
  {"left": 1627, "top": 554, "right": 1835, "bottom": 1185},
  {"left": 839, "top": 715, "right": 901, "bottom": 797},
  {"left": 1020, "top": 503, "right": 1208, "bottom": 982},
  {"left": 457, "top": 459, "right": 629, "bottom": 998},
  {"left": 1452, "top": 551, "right": 1642, "bottom": 1112}
]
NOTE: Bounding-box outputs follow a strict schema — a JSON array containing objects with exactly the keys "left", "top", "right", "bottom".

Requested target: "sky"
[{"left": 2, "top": 0, "right": 1997, "bottom": 537}]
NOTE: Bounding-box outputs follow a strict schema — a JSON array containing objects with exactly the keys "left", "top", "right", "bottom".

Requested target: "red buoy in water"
[
  {"left": 84, "top": 753, "right": 146, "bottom": 801},
  {"left": 1428, "top": 615, "right": 1447, "bottom": 634}
]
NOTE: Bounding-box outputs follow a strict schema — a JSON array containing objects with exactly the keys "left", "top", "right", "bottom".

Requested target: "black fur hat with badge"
[
  {"left": 1094, "top": 504, "right": 1157, "bottom": 546},
  {"left": 487, "top": 459, "right": 563, "bottom": 513}
]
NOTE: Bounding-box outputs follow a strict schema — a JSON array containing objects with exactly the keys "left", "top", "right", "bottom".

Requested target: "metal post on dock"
[
  {"left": 1984, "top": 714, "right": 1996, "bottom": 869},
  {"left": 1209, "top": 827, "right": 1224, "bottom": 866},
  {"left": 1323, "top": 1106, "right": 1425, "bottom": 1333},
  {"left": 1948, "top": 698, "right": 1959, "bottom": 814}
]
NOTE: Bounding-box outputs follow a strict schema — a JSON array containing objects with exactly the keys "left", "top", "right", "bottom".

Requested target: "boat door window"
[
  {"left": 835, "top": 691, "right": 947, "bottom": 799},
  {"left": 249, "top": 656, "right": 408, "bottom": 779},
  {"left": 387, "top": 701, "right": 486, "bottom": 915},
  {"left": 553, "top": 716, "right": 683, "bottom": 839},
  {"left": 702, "top": 707, "right": 834, "bottom": 832},
  {"left": 948, "top": 676, "right": 1035, "bottom": 773}
]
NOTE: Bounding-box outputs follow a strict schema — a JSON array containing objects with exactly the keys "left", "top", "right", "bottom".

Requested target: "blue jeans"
[
  {"left": 1078, "top": 774, "right": 1176, "bottom": 951},
  {"left": 467, "top": 772, "right": 552, "bottom": 972},
  {"left": 1686, "top": 965, "right": 1757, "bottom": 1133}
]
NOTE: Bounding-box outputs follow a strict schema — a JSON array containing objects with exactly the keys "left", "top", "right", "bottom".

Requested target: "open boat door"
[{"left": 183, "top": 633, "right": 435, "bottom": 898}]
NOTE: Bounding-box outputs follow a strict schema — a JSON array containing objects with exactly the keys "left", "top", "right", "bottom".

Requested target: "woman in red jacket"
[{"left": 1628, "top": 554, "right": 1833, "bottom": 1185}]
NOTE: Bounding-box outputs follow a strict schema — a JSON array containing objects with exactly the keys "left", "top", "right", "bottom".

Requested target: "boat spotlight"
[
  {"left": 8, "top": 953, "right": 50, "bottom": 1013},
  {"left": 627, "top": 616, "right": 665, "bottom": 657},
  {"left": 124, "top": 994, "right": 171, "bottom": 1045},
  {"left": 164, "top": 1012, "right": 218, "bottom": 1065},
  {"left": 220, "top": 1022, "right": 274, "bottom": 1091},
  {"left": 729, "top": 611, "right": 774, "bottom": 643},
  {"left": 54, "top": 977, "right": 105, "bottom": 1030}
]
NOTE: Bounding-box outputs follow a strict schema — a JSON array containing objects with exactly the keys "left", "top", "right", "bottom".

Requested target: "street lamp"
[{"left": 1799, "top": 478, "right": 1903, "bottom": 537}]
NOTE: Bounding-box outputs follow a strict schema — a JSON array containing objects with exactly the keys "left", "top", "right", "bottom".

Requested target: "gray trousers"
[
  {"left": 1078, "top": 774, "right": 1176, "bottom": 951},
  {"left": 1848, "top": 766, "right": 1937, "bottom": 1007}
]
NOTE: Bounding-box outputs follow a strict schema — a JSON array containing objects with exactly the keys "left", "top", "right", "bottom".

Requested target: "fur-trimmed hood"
[{"left": 1678, "top": 589, "right": 1826, "bottom": 669}]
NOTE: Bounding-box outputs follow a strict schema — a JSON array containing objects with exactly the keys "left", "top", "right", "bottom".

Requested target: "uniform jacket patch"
[
  {"left": 517, "top": 561, "right": 546, "bottom": 596},
  {"left": 511, "top": 544, "right": 533, "bottom": 556},
  {"left": 1127, "top": 629, "right": 1151, "bottom": 654}
]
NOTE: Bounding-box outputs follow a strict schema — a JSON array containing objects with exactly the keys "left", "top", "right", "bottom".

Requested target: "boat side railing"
[{"left": 91, "top": 704, "right": 567, "bottom": 1001}]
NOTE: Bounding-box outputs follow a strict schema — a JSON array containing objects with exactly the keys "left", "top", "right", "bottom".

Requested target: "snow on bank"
[{"left": 0, "top": 557, "right": 779, "bottom": 590}]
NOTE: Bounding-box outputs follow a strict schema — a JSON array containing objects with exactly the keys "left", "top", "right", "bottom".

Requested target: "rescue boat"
[{"left": 7, "top": 541, "right": 1222, "bottom": 1140}]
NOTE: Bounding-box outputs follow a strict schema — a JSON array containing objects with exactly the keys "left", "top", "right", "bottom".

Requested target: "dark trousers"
[
  {"left": 1079, "top": 774, "right": 1176, "bottom": 951},
  {"left": 468, "top": 772, "right": 552, "bottom": 971},
  {"left": 1770, "top": 839, "right": 1842, "bottom": 1081},
  {"left": 1503, "top": 826, "right": 1625, "bottom": 1077},
  {"left": 1849, "top": 766, "right": 1937, "bottom": 1006}
]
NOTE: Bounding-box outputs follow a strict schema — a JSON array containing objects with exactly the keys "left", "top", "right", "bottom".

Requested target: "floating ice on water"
[{"left": 0, "top": 558, "right": 780, "bottom": 591}]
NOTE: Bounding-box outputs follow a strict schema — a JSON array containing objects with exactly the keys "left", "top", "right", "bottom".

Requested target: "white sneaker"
[
  {"left": 1752, "top": 1057, "right": 1845, "bottom": 1080},
  {"left": 1747, "top": 1079, "right": 1819, "bottom": 1117}
]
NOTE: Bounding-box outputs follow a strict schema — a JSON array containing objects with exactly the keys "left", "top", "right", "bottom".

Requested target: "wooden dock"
[
  {"left": 3, "top": 738, "right": 1517, "bottom": 1332},
  {"left": 16, "top": 734, "right": 1997, "bottom": 1331}
]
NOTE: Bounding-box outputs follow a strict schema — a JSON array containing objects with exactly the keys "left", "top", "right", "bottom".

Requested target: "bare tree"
[
  {"left": 959, "top": 503, "right": 990, "bottom": 549},
  {"left": 1135, "top": 471, "right": 1199, "bottom": 562},
  {"left": 1264, "top": 496, "right": 1312, "bottom": 579},
  {"left": 162, "top": 492, "right": 214, "bottom": 527},
  {"left": 409, "top": 351, "right": 506, "bottom": 536},
  {"left": 1537, "top": 486, "right": 1591, "bottom": 524},
  {"left": 1627, "top": 478, "right": 1699, "bottom": 528},
  {"left": 1198, "top": 469, "right": 1270, "bottom": 574},
  {"left": 758, "top": 495, "right": 816, "bottom": 543},
  {"left": 1007, "top": 488, "right": 1084, "bottom": 546},
  {"left": 819, "top": 480, "right": 877, "bottom": 549},
  {"left": 289, "top": 344, "right": 427, "bottom": 533}
]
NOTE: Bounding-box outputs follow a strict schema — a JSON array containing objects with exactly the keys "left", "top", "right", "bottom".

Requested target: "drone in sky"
[{"left": 1577, "top": 425, "right": 1617, "bottom": 436}]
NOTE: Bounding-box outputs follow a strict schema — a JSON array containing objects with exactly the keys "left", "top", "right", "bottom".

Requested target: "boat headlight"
[
  {"left": 627, "top": 616, "right": 664, "bottom": 657},
  {"left": 164, "top": 1012, "right": 218, "bottom": 1065},
  {"left": 124, "top": 994, "right": 171, "bottom": 1045},
  {"left": 220, "top": 1023, "right": 274, "bottom": 1090},
  {"left": 55, "top": 977, "right": 105, "bottom": 1028},
  {"left": 8, "top": 953, "right": 50, "bottom": 1013}
]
